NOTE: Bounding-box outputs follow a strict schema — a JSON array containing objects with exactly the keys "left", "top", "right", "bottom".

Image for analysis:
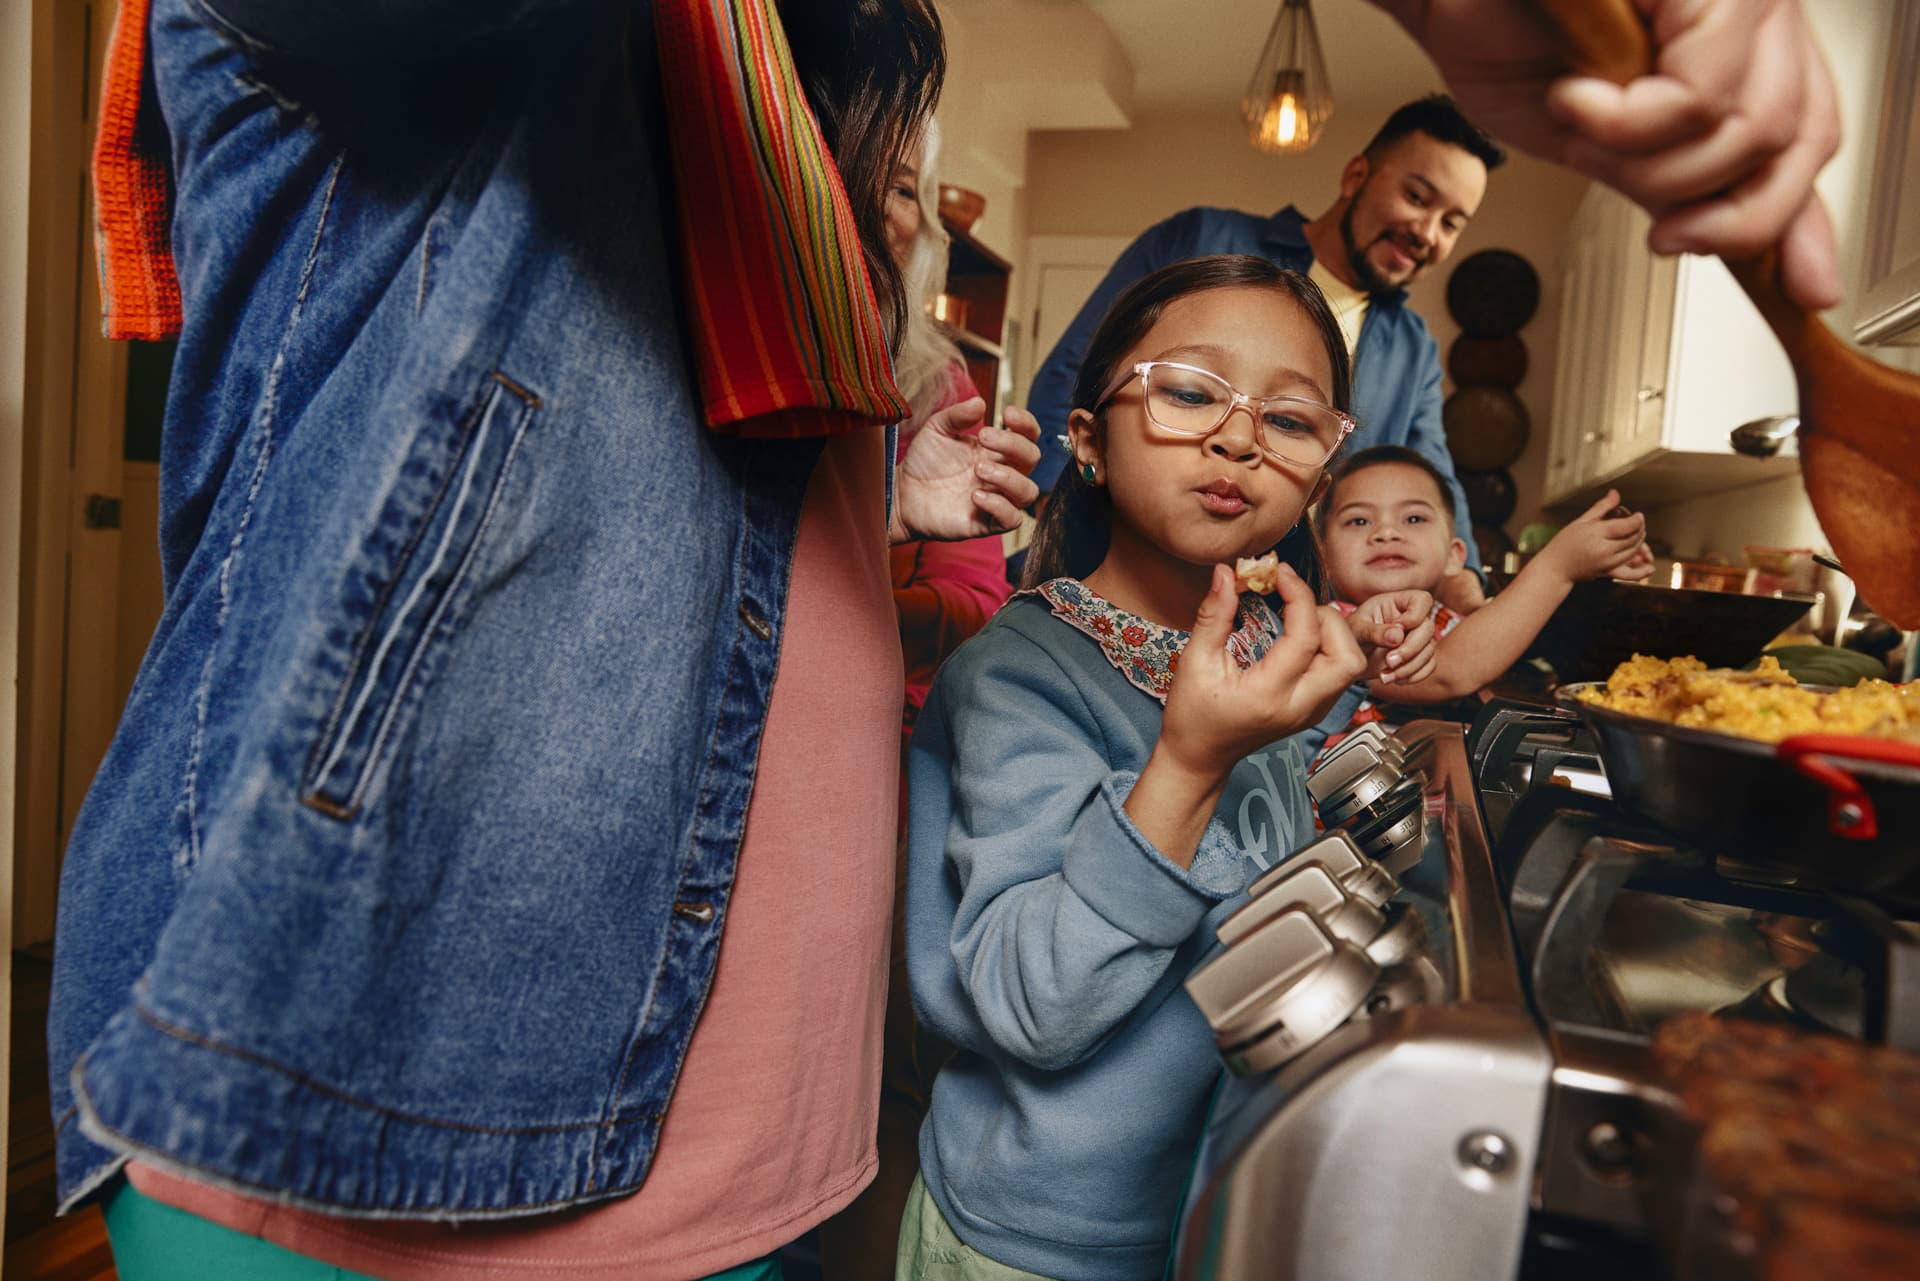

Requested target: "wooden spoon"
[{"left": 1531, "top": 0, "right": 1920, "bottom": 626}]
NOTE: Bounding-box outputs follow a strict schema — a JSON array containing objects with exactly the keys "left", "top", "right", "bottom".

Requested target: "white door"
[{"left": 1017, "top": 235, "right": 1131, "bottom": 412}]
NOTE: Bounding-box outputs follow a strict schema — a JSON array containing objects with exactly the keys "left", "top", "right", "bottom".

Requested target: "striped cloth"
[
  {"left": 653, "top": 0, "right": 908, "bottom": 436},
  {"left": 91, "top": 0, "right": 907, "bottom": 437}
]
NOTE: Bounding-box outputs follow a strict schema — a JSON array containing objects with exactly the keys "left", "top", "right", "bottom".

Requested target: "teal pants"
[{"left": 104, "top": 1179, "right": 785, "bottom": 1281}]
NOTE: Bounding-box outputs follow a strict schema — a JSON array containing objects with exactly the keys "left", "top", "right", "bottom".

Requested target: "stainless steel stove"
[{"left": 1171, "top": 704, "right": 1920, "bottom": 1281}]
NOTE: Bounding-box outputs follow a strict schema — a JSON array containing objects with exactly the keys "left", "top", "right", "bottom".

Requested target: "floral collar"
[{"left": 1028, "top": 578, "right": 1284, "bottom": 703}]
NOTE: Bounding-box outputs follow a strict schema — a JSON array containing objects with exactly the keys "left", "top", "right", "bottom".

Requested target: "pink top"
[
  {"left": 131, "top": 428, "right": 905, "bottom": 1279},
  {"left": 892, "top": 362, "right": 1011, "bottom": 732}
]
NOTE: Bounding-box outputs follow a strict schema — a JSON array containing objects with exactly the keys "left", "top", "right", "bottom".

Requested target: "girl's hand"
[
  {"left": 1348, "top": 590, "right": 1439, "bottom": 686},
  {"left": 1535, "top": 490, "right": 1649, "bottom": 584},
  {"left": 1156, "top": 562, "right": 1369, "bottom": 787},
  {"left": 890, "top": 400, "right": 1042, "bottom": 544}
]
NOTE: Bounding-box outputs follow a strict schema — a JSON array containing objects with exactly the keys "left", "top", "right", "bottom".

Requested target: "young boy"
[{"left": 1317, "top": 446, "right": 1653, "bottom": 733}]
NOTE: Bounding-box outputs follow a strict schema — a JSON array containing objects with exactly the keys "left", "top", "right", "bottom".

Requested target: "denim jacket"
[
  {"left": 50, "top": 0, "right": 825, "bottom": 1219},
  {"left": 1025, "top": 206, "right": 1480, "bottom": 569}
]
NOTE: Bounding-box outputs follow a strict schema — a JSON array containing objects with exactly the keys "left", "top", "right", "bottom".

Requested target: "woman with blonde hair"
[{"left": 818, "top": 117, "right": 1013, "bottom": 1281}]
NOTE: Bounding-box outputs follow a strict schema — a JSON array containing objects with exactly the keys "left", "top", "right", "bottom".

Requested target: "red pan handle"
[{"left": 1777, "top": 734, "right": 1920, "bottom": 841}]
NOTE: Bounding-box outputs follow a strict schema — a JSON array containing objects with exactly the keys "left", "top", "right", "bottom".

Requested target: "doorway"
[{"left": 9, "top": 0, "right": 166, "bottom": 1271}]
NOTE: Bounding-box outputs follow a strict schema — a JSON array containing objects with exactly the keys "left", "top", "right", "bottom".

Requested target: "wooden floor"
[{"left": 9, "top": 946, "right": 118, "bottom": 1281}]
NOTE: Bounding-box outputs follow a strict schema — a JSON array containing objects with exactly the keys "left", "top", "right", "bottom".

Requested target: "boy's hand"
[
  {"left": 1156, "top": 563, "right": 1368, "bottom": 784},
  {"left": 1346, "top": 590, "right": 1439, "bottom": 686},
  {"left": 1615, "top": 542, "right": 1657, "bottom": 581},
  {"left": 1536, "top": 490, "right": 1651, "bottom": 584}
]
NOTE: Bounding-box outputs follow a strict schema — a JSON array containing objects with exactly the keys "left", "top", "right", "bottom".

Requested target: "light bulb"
[
  {"left": 1262, "top": 92, "right": 1301, "bottom": 147},
  {"left": 1241, "top": 0, "right": 1333, "bottom": 154}
]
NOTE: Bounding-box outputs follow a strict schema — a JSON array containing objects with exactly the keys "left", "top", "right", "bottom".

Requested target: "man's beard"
[{"left": 1339, "top": 192, "right": 1423, "bottom": 293}]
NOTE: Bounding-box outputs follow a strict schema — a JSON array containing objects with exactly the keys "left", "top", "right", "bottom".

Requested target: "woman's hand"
[
  {"left": 1534, "top": 490, "right": 1652, "bottom": 583},
  {"left": 1156, "top": 563, "right": 1369, "bottom": 787},
  {"left": 1347, "top": 590, "right": 1439, "bottom": 686},
  {"left": 1373, "top": 0, "right": 1842, "bottom": 310},
  {"left": 890, "top": 399, "right": 1041, "bottom": 544}
]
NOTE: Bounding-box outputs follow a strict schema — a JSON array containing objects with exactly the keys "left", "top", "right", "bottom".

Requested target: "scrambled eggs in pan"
[{"left": 1576, "top": 655, "right": 1920, "bottom": 743}]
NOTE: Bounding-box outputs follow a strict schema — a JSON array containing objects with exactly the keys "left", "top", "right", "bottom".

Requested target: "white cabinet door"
[
  {"left": 1664, "top": 253, "right": 1799, "bottom": 454},
  {"left": 1545, "top": 189, "right": 1605, "bottom": 503},
  {"left": 1545, "top": 183, "right": 1798, "bottom": 508}
]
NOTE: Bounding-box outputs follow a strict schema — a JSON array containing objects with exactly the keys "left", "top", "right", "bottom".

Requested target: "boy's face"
[{"left": 1321, "top": 461, "right": 1468, "bottom": 599}]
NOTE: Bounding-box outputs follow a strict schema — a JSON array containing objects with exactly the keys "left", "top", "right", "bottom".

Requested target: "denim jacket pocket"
[{"left": 303, "top": 370, "right": 541, "bottom": 818}]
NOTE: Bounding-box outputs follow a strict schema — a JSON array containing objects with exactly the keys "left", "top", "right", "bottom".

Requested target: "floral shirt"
[{"left": 1026, "top": 578, "right": 1284, "bottom": 704}]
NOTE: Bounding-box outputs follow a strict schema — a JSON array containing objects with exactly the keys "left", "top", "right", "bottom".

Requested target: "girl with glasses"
[{"left": 896, "top": 256, "right": 1436, "bottom": 1281}]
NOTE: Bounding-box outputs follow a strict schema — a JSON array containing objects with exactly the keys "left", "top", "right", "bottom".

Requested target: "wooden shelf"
[
  {"left": 941, "top": 322, "right": 1004, "bottom": 360},
  {"left": 939, "top": 215, "right": 1012, "bottom": 413}
]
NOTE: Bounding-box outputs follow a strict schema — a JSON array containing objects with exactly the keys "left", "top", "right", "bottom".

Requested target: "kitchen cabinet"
[
  {"left": 940, "top": 216, "right": 1013, "bottom": 416},
  {"left": 1544, "top": 183, "right": 1801, "bottom": 509},
  {"left": 1856, "top": 0, "right": 1920, "bottom": 345}
]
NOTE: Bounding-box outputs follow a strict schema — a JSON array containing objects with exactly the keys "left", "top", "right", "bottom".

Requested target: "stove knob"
[
  {"left": 1250, "top": 830, "right": 1398, "bottom": 908},
  {"left": 1218, "top": 862, "right": 1385, "bottom": 950},
  {"left": 1188, "top": 909, "right": 1381, "bottom": 1077}
]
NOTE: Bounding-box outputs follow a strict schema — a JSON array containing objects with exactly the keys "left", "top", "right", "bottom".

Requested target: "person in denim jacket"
[{"left": 52, "top": 2, "right": 1040, "bottom": 1278}]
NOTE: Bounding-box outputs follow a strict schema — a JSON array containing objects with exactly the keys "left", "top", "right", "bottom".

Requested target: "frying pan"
[
  {"left": 1557, "top": 683, "right": 1920, "bottom": 912},
  {"left": 1531, "top": 0, "right": 1920, "bottom": 628},
  {"left": 1527, "top": 579, "right": 1810, "bottom": 683}
]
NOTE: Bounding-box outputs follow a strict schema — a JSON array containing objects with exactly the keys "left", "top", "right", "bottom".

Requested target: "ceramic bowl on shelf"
[
  {"left": 938, "top": 184, "right": 986, "bottom": 231},
  {"left": 1669, "top": 560, "right": 1757, "bottom": 594}
]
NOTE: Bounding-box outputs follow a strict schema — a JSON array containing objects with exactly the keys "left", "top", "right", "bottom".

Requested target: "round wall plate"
[
  {"left": 1448, "top": 334, "right": 1529, "bottom": 388},
  {"left": 1446, "top": 249, "right": 1541, "bottom": 337},
  {"left": 1460, "top": 467, "right": 1518, "bottom": 526},
  {"left": 1443, "top": 385, "right": 1531, "bottom": 470}
]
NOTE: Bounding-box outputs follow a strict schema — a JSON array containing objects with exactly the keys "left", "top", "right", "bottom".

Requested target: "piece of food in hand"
[{"left": 1234, "top": 552, "right": 1281, "bottom": 595}]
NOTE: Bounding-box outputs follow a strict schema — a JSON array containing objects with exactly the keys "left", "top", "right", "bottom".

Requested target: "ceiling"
[{"left": 1082, "top": 0, "right": 1443, "bottom": 115}]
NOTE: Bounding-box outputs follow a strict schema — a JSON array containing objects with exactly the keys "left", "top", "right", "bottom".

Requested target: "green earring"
[{"left": 1082, "top": 462, "right": 1097, "bottom": 484}]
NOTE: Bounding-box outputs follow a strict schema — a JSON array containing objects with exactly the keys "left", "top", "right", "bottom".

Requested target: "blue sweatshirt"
[{"left": 905, "top": 584, "right": 1321, "bottom": 1281}]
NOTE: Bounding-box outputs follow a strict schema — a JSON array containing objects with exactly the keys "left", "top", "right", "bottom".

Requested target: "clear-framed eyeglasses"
[{"left": 1093, "top": 360, "right": 1355, "bottom": 468}]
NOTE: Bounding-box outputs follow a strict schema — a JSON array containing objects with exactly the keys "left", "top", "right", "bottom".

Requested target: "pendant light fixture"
[{"left": 1243, "top": 0, "right": 1334, "bottom": 154}]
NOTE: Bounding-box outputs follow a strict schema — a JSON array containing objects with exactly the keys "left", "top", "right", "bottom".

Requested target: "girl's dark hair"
[
  {"left": 1021, "top": 256, "right": 1353, "bottom": 598},
  {"left": 782, "top": 0, "right": 946, "bottom": 346}
]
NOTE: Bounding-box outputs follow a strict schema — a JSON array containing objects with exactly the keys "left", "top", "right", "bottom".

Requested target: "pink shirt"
[{"left": 132, "top": 428, "right": 904, "bottom": 1279}]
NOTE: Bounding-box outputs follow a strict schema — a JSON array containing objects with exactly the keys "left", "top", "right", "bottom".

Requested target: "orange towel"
[{"left": 92, "top": 0, "right": 180, "bottom": 341}]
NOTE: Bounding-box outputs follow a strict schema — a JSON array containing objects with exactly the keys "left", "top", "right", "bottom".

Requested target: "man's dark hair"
[
  {"left": 1363, "top": 94, "right": 1505, "bottom": 172},
  {"left": 1315, "top": 445, "right": 1457, "bottom": 536}
]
